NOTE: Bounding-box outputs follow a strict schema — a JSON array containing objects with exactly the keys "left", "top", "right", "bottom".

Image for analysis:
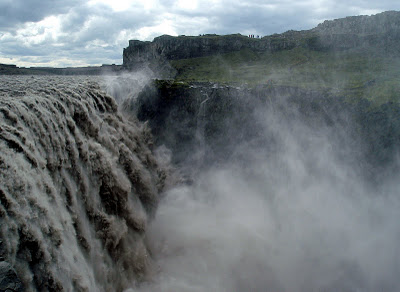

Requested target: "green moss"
[
  {"left": 154, "top": 79, "right": 191, "bottom": 91},
  {"left": 170, "top": 45, "right": 400, "bottom": 105}
]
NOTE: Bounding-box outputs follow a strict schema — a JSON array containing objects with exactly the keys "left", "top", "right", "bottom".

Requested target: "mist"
[
  {"left": 132, "top": 87, "right": 400, "bottom": 292},
  {"left": 100, "top": 68, "right": 155, "bottom": 105},
  {"left": 1, "top": 72, "right": 398, "bottom": 291}
]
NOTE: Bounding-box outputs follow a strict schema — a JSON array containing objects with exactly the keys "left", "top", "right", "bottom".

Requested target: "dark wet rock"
[
  {"left": 130, "top": 80, "right": 400, "bottom": 183},
  {"left": 0, "top": 262, "right": 24, "bottom": 292}
]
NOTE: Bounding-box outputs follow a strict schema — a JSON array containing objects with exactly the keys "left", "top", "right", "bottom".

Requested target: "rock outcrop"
[
  {"left": 128, "top": 80, "right": 400, "bottom": 182},
  {"left": 123, "top": 11, "right": 400, "bottom": 69},
  {"left": 122, "top": 33, "right": 301, "bottom": 70},
  {"left": 311, "top": 11, "right": 400, "bottom": 51},
  {"left": 0, "top": 261, "right": 24, "bottom": 292},
  {"left": 314, "top": 10, "right": 400, "bottom": 35}
]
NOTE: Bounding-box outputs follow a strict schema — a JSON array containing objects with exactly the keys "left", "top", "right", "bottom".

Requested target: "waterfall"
[
  {"left": 193, "top": 92, "right": 209, "bottom": 167},
  {"left": 0, "top": 76, "right": 167, "bottom": 291},
  {"left": 2, "top": 76, "right": 400, "bottom": 292}
]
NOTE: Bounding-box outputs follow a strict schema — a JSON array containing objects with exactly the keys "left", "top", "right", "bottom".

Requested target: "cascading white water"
[
  {"left": 1, "top": 75, "right": 400, "bottom": 292},
  {"left": 0, "top": 76, "right": 168, "bottom": 291}
]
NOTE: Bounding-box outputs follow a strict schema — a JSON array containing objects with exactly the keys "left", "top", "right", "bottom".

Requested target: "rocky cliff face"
[
  {"left": 312, "top": 11, "right": 400, "bottom": 51},
  {"left": 123, "top": 34, "right": 300, "bottom": 69},
  {"left": 123, "top": 34, "right": 296, "bottom": 65},
  {"left": 128, "top": 80, "right": 400, "bottom": 182},
  {"left": 123, "top": 11, "right": 400, "bottom": 69},
  {"left": 130, "top": 81, "right": 400, "bottom": 292},
  {"left": 314, "top": 10, "right": 400, "bottom": 35}
]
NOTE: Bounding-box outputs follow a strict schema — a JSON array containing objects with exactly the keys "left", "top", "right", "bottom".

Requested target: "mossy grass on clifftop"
[
  {"left": 171, "top": 46, "right": 400, "bottom": 105},
  {"left": 128, "top": 12, "right": 400, "bottom": 105},
  {"left": 154, "top": 79, "right": 191, "bottom": 90}
]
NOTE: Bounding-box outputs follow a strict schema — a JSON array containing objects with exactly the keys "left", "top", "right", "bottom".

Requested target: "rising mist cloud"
[{"left": 137, "top": 92, "right": 400, "bottom": 292}]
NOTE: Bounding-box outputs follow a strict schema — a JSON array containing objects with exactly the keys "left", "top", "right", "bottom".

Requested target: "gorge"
[{"left": 1, "top": 10, "right": 400, "bottom": 292}]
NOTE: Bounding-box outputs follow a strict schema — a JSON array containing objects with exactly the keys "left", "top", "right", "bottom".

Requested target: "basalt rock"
[
  {"left": 123, "top": 11, "right": 400, "bottom": 70},
  {"left": 129, "top": 80, "right": 400, "bottom": 182},
  {"left": 0, "top": 261, "right": 24, "bottom": 292}
]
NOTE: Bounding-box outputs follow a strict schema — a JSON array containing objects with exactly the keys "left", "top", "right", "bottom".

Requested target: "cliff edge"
[{"left": 123, "top": 11, "right": 400, "bottom": 69}]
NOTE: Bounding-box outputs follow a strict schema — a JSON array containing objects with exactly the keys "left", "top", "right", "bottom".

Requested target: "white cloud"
[
  {"left": 17, "top": 16, "right": 62, "bottom": 46},
  {"left": 136, "top": 19, "right": 178, "bottom": 40},
  {"left": 358, "top": 8, "right": 383, "bottom": 15},
  {"left": 0, "top": 0, "right": 400, "bottom": 67},
  {"left": 88, "top": 0, "right": 130, "bottom": 11},
  {"left": 176, "top": 0, "right": 198, "bottom": 10},
  {"left": 88, "top": 0, "right": 159, "bottom": 11}
]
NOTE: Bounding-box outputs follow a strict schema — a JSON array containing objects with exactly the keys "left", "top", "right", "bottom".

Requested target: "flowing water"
[
  {"left": 1, "top": 75, "right": 400, "bottom": 292},
  {"left": 0, "top": 76, "right": 166, "bottom": 291}
]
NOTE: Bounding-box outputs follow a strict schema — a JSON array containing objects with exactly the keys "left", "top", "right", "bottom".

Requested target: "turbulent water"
[
  {"left": 0, "top": 76, "right": 167, "bottom": 291},
  {"left": 1, "top": 75, "right": 400, "bottom": 292}
]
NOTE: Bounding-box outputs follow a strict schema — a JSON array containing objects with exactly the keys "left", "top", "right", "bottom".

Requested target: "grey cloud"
[
  {"left": 171, "top": 0, "right": 400, "bottom": 36},
  {"left": 0, "top": 28, "right": 123, "bottom": 67},
  {"left": 1, "top": 44, "right": 45, "bottom": 57},
  {"left": 168, "top": 1, "right": 320, "bottom": 36},
  {"left": 0, "top": 0, "right": 84, "bottom": 29},
  {"left": 58, "top": 4, "right": 156, "bottom": 43},
  {"left": 0, "top": 2, "right": 160, "bottom": 66},
  {"left": 1, "top": 0, "right": 400, "bottom": 66}
]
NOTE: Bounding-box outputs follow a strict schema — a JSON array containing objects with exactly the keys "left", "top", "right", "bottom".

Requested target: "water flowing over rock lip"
[{"left": 0, "top": 75, "right": 170, "bottom": 291}]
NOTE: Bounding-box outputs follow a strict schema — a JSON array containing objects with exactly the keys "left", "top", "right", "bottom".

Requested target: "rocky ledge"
[
  {"left": 125, "top": 80, "right": 400, "bottom": 183},
  {"left": 123, "top": 11, "right": 400, "bottom": 69}
]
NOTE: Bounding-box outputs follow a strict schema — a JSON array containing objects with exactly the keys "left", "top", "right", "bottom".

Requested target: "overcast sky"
[{"left": 0, "top": 0, "right": 399, "bottom": 67}]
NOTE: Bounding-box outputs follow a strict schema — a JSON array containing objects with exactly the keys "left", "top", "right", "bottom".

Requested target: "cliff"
[
  {"left": 128, "top": 80, "right": 400, "bottom": 182},
  {"left": 314, "top": 10, "right": 400, "bottom": 35},
  {"left": 123, "top": 33, "right": 298, "bottom": 69},
  {"left": 123, "top": 11, "right": 400, "bottom": 68}
]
